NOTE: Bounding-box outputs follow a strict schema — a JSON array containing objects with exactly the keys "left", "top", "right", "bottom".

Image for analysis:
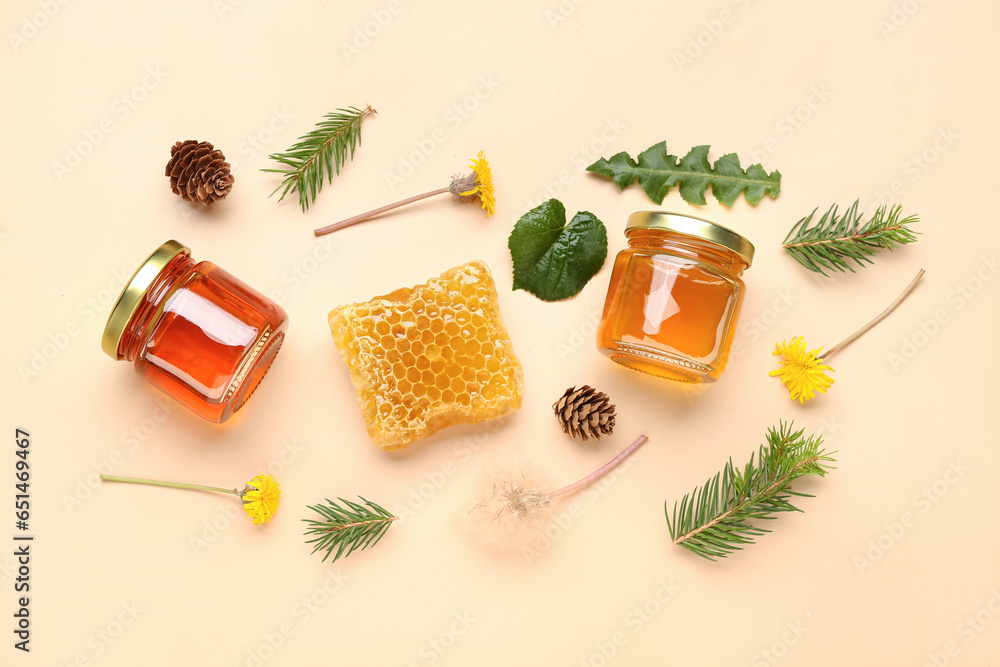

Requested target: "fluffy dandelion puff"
[
  {"left": 465, "top": 435, "right": 648, "bottom": 549},
  {"left": 466, "top": 458, "right": 555, "bottom": 547}
]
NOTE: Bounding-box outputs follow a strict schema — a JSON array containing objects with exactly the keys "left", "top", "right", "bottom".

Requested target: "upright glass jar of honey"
[
  {"left": 596, "top": 212, "right": 754, "bottom": 383},
  {"left": 102, "top": 240, "right": 288, "bottom": 423}
]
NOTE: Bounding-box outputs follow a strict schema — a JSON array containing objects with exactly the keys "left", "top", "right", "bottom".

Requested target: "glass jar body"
[
  {"left": 111, "top": 247, "right": 287, "bottom": 423},
  {"left": 597, "top": 228, "right": 748, "bottom": 383}
]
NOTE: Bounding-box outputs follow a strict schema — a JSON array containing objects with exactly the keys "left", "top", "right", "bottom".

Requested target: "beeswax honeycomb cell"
[{"left": 328, "top": 260, "right": 523, "bottom": 450}]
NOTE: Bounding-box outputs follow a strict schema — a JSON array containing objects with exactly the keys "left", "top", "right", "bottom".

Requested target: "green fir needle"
[{"left": 665, "top": 422, "right": 835, "bottom": 561}]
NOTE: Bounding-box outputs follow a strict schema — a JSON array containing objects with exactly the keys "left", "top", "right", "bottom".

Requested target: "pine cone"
[
  {"left": 165, "top": 140, "right": 234, "bottom": 205},
  {"left": 552, "top": 385, "right": 616, "bottom": 441}
]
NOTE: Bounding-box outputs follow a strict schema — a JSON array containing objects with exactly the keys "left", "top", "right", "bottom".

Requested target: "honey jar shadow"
[{"left": 602, "top": 363, "right": 719, "bottom": 414}]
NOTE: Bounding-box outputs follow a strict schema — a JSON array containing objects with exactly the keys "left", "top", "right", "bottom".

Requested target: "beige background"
[{"left": 2, "top": 1, "right": 999, "bottom": 665}]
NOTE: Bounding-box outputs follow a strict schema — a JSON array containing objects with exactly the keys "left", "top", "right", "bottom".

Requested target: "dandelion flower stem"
[
  {"left": 553, "top": 435, "right": 648, "bottom": 498},
  {"left": 313, "top": 187, "right": 451, "bottom": 237},
  {"left": 99, "top": 474, "right": 238, "bottom": 496},
  {"left": 825, "top": 268, "right": 925, "bottom": 359}
]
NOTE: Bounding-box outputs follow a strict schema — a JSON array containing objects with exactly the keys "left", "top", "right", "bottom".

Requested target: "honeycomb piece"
[{"left": 328, "top": 260, "right": 523, "bottom": 450}]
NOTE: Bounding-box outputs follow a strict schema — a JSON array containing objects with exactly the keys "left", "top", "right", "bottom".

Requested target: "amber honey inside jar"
[
  {"left": 102, "top": 240, "right": 288, "bottom": 423},
  {"left": 596, "top": 212, "right": 754, "bottom": 383}
]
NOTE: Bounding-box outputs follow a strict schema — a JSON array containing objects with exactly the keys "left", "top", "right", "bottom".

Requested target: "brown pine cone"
[
  {"left": 165, "top": 140, "right": 234, "bottom": 205},
  {"left": 553, "top": 385, "right": 616, "bottom": 441}
]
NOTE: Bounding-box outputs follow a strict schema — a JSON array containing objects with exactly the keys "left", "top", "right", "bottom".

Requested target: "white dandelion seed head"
[{"left": 465, "top": 457, "right": 555, "bottom": 548}]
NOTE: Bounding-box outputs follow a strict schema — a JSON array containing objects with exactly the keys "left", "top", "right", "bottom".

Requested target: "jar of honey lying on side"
[
  {"left": 596, "top": 212, "right": 754, "bottom": 383},
  {"left": 102, "top": 240, "right": 288, "bottom": 423}
]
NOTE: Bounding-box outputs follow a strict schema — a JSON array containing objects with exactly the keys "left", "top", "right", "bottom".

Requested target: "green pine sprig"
[
  {"left": 303, "top": 496, "right": 397, "bottom": 563},
  {"left": 666, "top": 422, "right": 835, "bottom": 561},
  {"left": 263, "top": 105, "right": 375, "bottom": 212},
  {"left": 782, "top": 200, "right": 919, "bottom": 276}
]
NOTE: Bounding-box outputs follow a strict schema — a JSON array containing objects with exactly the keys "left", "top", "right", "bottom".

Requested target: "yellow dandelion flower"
[
  {"left": 453, "top": 151, "right": 495, "bottom": 216},
  {"left": 314, "top": 151, "right": 496, "bottom": 236},
  {"left": 766, "top": 270, "right": 925, "bottom": 405},
  {"left": 99, "top": 471, "right": 282, "bottom": 529},
  {"left": 241, "top": 474, "right": 281, "bottom": 525},
  {"left": 769, "top": 337, "right": 835, "bottom": 403}
]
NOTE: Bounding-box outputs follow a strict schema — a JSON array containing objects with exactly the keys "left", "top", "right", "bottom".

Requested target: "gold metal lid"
[
  {"left": 101, "top": 240, "right": 190, "bottom": 360},
  {"left": 625, "top": 211, "right": 755, "bottom": 267}
]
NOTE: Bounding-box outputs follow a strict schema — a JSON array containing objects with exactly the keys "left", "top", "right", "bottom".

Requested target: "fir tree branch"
[
  {"left": 782, "top": 200, "right": 919, "bottom": 276},
  {"left": 665, "top": 422, "right": 835, "bottom": 561},
  {"left": 302, "top": 496, "right": 397, "bottom": 563},
  {"left": 263, "top": 105, "right": 375, "bottom": 212}
]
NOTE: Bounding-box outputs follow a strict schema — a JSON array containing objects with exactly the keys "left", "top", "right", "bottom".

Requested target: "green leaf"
[
  {"left": 586, "top": 141, "right": 781, "bottom": 207},
  {"left": 508, "top": 199, "right": 608, "bottom": 302}
]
